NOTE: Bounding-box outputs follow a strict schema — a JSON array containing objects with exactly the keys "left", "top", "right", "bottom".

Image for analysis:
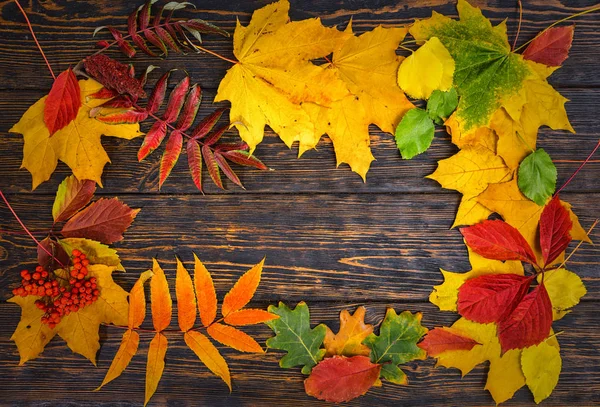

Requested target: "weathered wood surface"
[{"left": 0, "top": 0, "right": 599, "bottom": 406}]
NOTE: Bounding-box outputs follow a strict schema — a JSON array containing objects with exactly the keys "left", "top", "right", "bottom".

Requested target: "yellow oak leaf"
[
  {"left": 521, "top": 340, "right": 562, "bottom": 404},
  {"left": 427, "top": 145, "right": 511, "bottom": 200},
  {"left": 9, "top": 79, "right": 143, "bottom": 190},
  {"left": 538, "top": 268, "right": 587, "bottom": 321},
  {"left": 398, "top": 36, "right": 455, "bottom": 100},
  {"left": 324, "top": 306, "right": 373, "bottom": 357},
  {"left": 215, "top": 0, "right": 350, "bottom": 154}
]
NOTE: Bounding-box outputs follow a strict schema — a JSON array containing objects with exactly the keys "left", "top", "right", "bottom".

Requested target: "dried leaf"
[{"left": 323, "top": 306, "right": 373, "bottom": 357}]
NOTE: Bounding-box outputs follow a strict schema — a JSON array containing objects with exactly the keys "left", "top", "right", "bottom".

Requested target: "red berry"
[
  {"left": 72, "top": 249, "right": 81, "bottom": 257},
  {"left": 41, "top": 271, "right": 48, "bottom": 278},
  {"left": 36, "top": 266, "right": 43, "bottom": 272},
  {"left": 74, "top": 263, "right": 82, "bottom": 270},
  {"left": 81, "top": 259, "right": 90, "bottom": 266},
  {"left": 77, "top": 273, "right": 84, "bottom": 280},
  {"left": 73, "top": 257, "right": 81, "bottom": 264},
  {"left": 32, "top": 272, "right": 40, "bottom": 280},
  {"left": 20, "top": 270, "right": 29, "bottom": 277}
]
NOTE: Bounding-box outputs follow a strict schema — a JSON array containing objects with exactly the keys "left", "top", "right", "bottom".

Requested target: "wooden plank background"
[{"left": 0, "top": 0, "right": 598, "bottom": 405}]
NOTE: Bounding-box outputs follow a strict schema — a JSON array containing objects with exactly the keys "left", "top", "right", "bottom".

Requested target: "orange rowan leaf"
[
  {"left": 193, "top": 254, "right": 217, "bottom": 326},
  {"left": 221, "top": 258, "right": 264, "bottom": 317},
  {"left": 96, "top": 329, "right": 140, "bottom": 390},
  {"left": 145, "top": 332, "right": 168, "bottom": 406},
  {"left": 176, "top": 258, "right": 197, "bottom": 332},
  {"left": 128, "top": 270, "right": 154, "bottom": 329},
  {"left": 150, "top": 259, "right": 172, "bottom": 332},
  {"left": 206, "top": 323, "right": 264, "bottom": 353},
  {"left": 184, "top": 331, "right": 231, "bottom": 391},
  {"left": 324, "top": 306, "right": 373, "bottom": 357},
  {"left": 223, "top": 309, "right": 279, "bottom": 326}
]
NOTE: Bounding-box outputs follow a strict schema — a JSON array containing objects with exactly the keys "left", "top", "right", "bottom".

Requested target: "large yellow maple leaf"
[{"left": 10, "top": 79, "right": 142, "bottom": 190}]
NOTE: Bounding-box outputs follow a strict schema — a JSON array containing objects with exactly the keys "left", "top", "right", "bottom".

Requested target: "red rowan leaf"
[
  {"left": 97, "top": 109, "right": 149, "bottom": 124},
  {"left": 523, "top": 26, "right": 574, "bottom": 67},
  {"left": 138, "top": 120, "right": 168, "bottom": 161},
  {"left": 144, "top": 29, "right": 168, "bottom": 55},
  {"left": 138, "top": 65, "right": 157, "bottom": 87},
  {"left": 156, "top": 26, "right": 180, "bottom": 52},
  {"left": 223, "top": 150, "right": 268, "bottom": 170},
  {"left": 106, "top": 27, "right": 136, "bottom": 58},
  {"left": 215, "top": 153, "right": 243, "bottom": 188},
  {"left": 176, "top": 84, "right": 202, "bottom": 131},
  {"left": 96, "top": 96, "right": 134, "bottom": 110},
  {"left": 128, "top": 9, "right": 157, "bottom": 57},
  {"left": 52, "top": 175, "right": 96, "bottom": 223},
  {"left": 84, "top": 55, "right": 146, "bottom": 99},
  {"left": 497, "top": 283, "right": 553, "bottom": 352},
  {"left": 539, "top": 195, "right": 573, "bottom": 267},
  {"left": 138, "top": 0, "right": 152, "bottom": 31},
  {"left": 61, "top": 198, "right": 140, "bottom": 244},
  {"left": 203, "top": 124, "right": 227, "bottom": 146},
  {"left": 147, "top": 70, "right": 172, "bottom": 115},
  {"left": 181, "top": 19, "right": 229, "bottom": 38},
  {"left": 215, "top": 143, "right": 249, "bottom": 152},
  {"left": 44, "top": 68, "right": 81, "bottom": 136},
  {"left": 417, "top": 327, "right": 480, "bottom": 357},
  {"left": 458, "top": 274, "right": 532, "bottom": 323},
  {"left": 202, "top": 145, "right": 224, "bottom": 189},
  {"left": 187, "top": 140, "right": 203, "bottom": 192},
  {"left": 191, "top": 108, "right": 226, "bottom": 140},
  {"left": 38, "top": 236, "right": 70, "bottom": 270},
  {"left": 304, "top": 355, "right": 381, "bottom": 403},
  {"left": 88, "top": 87, "right": 119, "bottom": 100},
  {"left": 460, "top": 219, "right": 538, "bottom": 265},
  {"left": 162, "top": 76, "right": 190, "bottom": 123},
  {"left": 159, "top": 130, "right": 183, "bottom": 188}
]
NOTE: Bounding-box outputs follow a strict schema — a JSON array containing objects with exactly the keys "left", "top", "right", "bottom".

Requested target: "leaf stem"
[
  {"left": 397, "top": 44, "right": 414, "bottom": 54},
  {"left": 102, "top": 317, "right": 225, "bottom": 334},
  {"left": 514, "top": 5, "right": 600, "bottom": 52},
  {"left": 0, "top": 190, "right": 65, "bottom": 268},
  {"left": 556, "top": 138, "right": 600, "bottom": 194},
  {"left": 557, "top": 219, "right": 598, "bottom": 269},
  {"left": 14, "top": 0, "right": 56, "bottom": 80},
  {"left": 512, "top": 0, "right": 523, "bottom": 51},
  {"left": 516, "top": 131, "right": 535, "bottom": 153}
]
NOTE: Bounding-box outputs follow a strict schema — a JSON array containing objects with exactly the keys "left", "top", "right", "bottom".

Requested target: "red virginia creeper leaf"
[
  {"left": 304, "top": 355, "right": 381, "bottom": 403},
  {"left": 202, "top": 145, "right": 224, "bottom": 189},
  {"left": 138, "top": 120, "right": 168, "bottom": 161},
  {"left": 159, "top": 130, "right": 183, "bottom": 188},
  {"left": 498, "top": 282, "right": 553, "bottom": 352},
  {"left": 84, "top": 55, "right": 146, "bottom": 99},
  {"left": 176, "top": 84, "right": 202, "bottom": 131},
  {"left": 97, "top": 109, "right": 149, "bottom": 124},
  {"left": 187, "top": 140, "right": 203, "bottom": 192},
  {"left": 539, "top": 195, "right": 573, "bottom": 267},
  {"left": 44, "top": 68, "right": 81, "bottom": 136},
  {"left": 460, "top": 219, "right": 538, "bottom": 265},
  {"left": 215, "top": 153, "right": 243, "bottom": 188},
  {"left": 52, "top": 176, "right": 96, "bottom": 223},
  {"left": 458, "top": 274, "right": 532, "bottom": 323},
  {"left": 417, "top": 327, "right": 480, "bottom": 357},
  {"left": 523, "top": 26, "right": 574, "bottom": 67},
  {"left": 191, "top": 108, "right": 226, "bottom": 140},
  {"left": 163, "top": 76, "right": 190, "bottom": 123},
  {"left": 147, "top": 70, "right": 172, "bottom": 115},
  {"left": 61, "top": 198, "right": 140, "bottom": 244},
  {"left": 223, "top": 150, "right": 268, "bottom": 170}
]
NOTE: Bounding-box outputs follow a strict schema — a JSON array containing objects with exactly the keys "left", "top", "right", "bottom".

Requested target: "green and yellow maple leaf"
[{"left": 10, "top": 79, "right": 142, "bottom": 190}]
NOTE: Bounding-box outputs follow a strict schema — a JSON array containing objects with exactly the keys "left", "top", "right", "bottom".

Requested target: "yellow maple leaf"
[
  {"left": 9, "top": 79, "right": 143, "bottom": 190},
  {"left": 323, "top": 306, "right": 373, "bottom": 357},
  {"left": 215, "top": 0, "right": 350, "bottom": 154},
  {"left": 398, "top": 36, "right": 455, "bottom": 100},
  {"left": 452, "top": 196, "right": 492, "bottom": 228}
]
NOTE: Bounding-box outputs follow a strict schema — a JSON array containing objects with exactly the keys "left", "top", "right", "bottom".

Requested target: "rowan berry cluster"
[{"left": 12, "top": 249, "right": 100, "bottom": 328}]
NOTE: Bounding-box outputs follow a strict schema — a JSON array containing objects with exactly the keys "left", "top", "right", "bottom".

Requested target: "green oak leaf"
[
  {"left": 266, "top": 302, "right": 327, "bottom": 374},
  {"left": 395, "top": 108, "right": 435, "bottom": 159},
  {"left": 363, "top": 309, "right": 428, "bottom": 384},
  {"left": 517, "top": 148, "right": 557, "bottom": 206},
  {"left": 410, "top": 0, "right": 530, "bottom": 132},
  {"left": 427, "top": 89, "right": 458, "bottom": 125},
  {"left": 59, "top": 237, "right": 125, "bottom": 271}
]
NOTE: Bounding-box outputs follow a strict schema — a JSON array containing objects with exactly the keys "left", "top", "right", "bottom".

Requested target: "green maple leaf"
[
  {"left": 266, "top": 302, "right": 327, "bottom": 374},
  {"left": 363, "top": 309, "right": 428, "bottom": 384},
  {"left": 518, "top": 148, "right": 557, "bottom": 205},
  {"left": 411, "top": 0, "right": 530, "bottom": 132}
]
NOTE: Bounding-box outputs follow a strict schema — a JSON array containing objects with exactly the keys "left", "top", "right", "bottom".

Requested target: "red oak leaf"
[
  {"left": 539, "top": 195, "right": 573, "bottom": 267},
  {"left": 523, "top": 26, "right": 574, "bottom": 67},
  {"left": 458, "top": 274, "right": 533, "bottom": 323},
  {"left": 44, "top": 68, "right": 81, "bottom": 136},
  {"left": 61, "top": 198, "right": 140, "bottom": 244},
  {"left": 497, "top": 283, "right": 553, "bottom": 352},
  {"left": 460, "top": 219, "right": 537, "bottom": 265},
  {"left": 304, "top": 355, "right": 381, "bottom": 403},
  {"left": 418, "top": 327, "right": 480, "bottom": 356}
]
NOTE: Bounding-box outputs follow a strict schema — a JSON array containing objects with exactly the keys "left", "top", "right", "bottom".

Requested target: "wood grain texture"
[{"left": 0, "top": 0, "right": 599, "bottom": 406}]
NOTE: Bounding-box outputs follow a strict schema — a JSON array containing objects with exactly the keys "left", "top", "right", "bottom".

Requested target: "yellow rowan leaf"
[
  {"left": 206, "top": 323, "right": 264, "bottom": 353},
  {"left": 538, "top": 268, "right": 587, "bottom": 321},
  {"left": 128, "top": 270, "right": 154, "bottom": 329},
  {"left": 184, "top": 331, "right": 231, "bottom": 391},
  {"left": 427, "top": 145, "right": 511, "bottom": 200},
  {"left": 176, "top": 258, "right": 197, "bottom": 332},
  {"left": 7, "top": 295, "right": 57, "bottom": 365},
  {"left": 215, "top": 0, "right": 350, "bottom": 153},
  {"left": 323, "top": 306, "right": 373, "bottom": 357},
  {"left": 398, "top": 37, "right": 454, "bottom": 100},
  {"left": 145, "top": 332, "right": 168, "bottom": 406},
  {"left": 222, "top": 258, "right": 264, "bottom": 317},
  {"left": 223, "top": 309, "right": 279, "bottom": 326},
  {"left": 522, "top": 340, "right": 562, "bottom": 404},
  {"left": 193, "top": 254, "right": 217, "bottom": 327},
  {"left": 9, "top": 79, "right": 142, "bottom": 190},
  {"left": 96, "top": 329, "right": 140, "bottom": 390},
  {"left": 150, "top": 259, "right": 172, "bottom": 332}
]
